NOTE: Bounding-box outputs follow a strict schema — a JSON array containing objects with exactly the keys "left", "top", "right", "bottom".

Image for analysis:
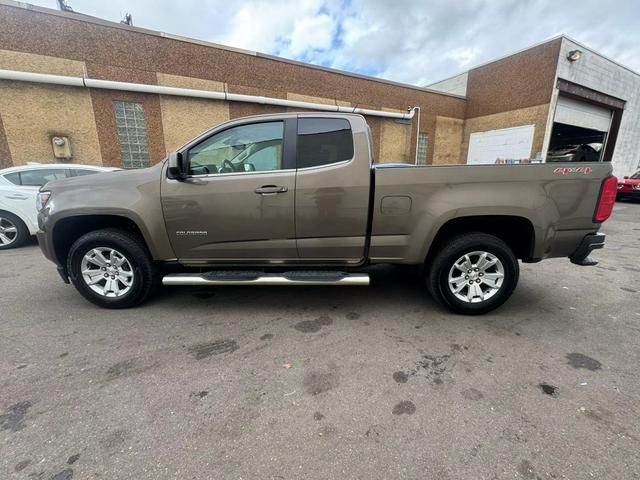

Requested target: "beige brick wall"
[
  {"left": 0, "top": 49, "right": 86, "bottom": 76},
  {"left": 286, "top": 93, "right": 352, "bottom": 107},
  {"left": 461, "top": 104, "right": 550, "bottom": 163},
  {"left": 433, "top": 116, "right": 464, "bottom": 165},
  {"left": 0, "top": 80, "right": 102, "bottom": 165},
  {"left": 377, "top": 108, "right": 412, "bottom": 164},
  {"left": 157, "top": 73, "right": 229, "bottom": 152},
  {"left": 0, "top": 49, "right": 102, "bottom": 166},
  {"left": 379, "top": 120, "right": 412, "bottom": 163}
]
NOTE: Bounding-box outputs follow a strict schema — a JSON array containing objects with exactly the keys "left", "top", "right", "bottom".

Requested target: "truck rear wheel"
[
  {"left": 426, "top": 233, "right": 519, "bottom": 315},
  {"left": 67, "top": 228, "right": 158, "bottom": 309}
]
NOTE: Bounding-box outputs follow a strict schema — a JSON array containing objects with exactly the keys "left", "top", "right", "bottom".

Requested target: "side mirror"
[
  {"left": 167, "top": 152, "right": 186, "bottom": 180},
  {"left": 623, "top": 176, "right": 629, "bottom": 180}
]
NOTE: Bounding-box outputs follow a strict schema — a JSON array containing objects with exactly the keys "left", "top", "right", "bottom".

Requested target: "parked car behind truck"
[
  {"left": 0, "top": 163, "right": 119, "bottom": 249},
  {"left": 617, "top": 170, "right": 640, "bottom": 200},
  {"left": 36, "top": 113, "right": 617, "bottom": 314}
]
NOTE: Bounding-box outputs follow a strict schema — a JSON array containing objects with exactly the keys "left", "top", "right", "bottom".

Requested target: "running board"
[{"left": 162, "top": 270, "right": 370, "bottom": 286}]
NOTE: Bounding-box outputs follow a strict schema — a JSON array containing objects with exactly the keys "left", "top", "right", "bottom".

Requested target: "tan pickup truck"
[{"left": 36, "top": 113, "right": 618, "bottom": 314}]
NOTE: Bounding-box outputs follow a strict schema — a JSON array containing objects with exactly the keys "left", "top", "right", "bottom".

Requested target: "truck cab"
[{"left": 162, "top": 113, "right": 371, "bottom": 263}]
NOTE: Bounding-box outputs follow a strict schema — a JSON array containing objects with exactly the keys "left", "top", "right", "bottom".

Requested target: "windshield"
[{"left": 631, "top": 171, "right": 640, "bottom": 179}]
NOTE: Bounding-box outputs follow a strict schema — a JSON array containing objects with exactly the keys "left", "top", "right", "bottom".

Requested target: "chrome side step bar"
[{"left": 162, "top": 271, "right": 370, "bottom": 286}]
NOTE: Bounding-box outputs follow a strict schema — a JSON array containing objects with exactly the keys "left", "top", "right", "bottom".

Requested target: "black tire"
[
  {"left": 426, "top": 233, "right": 519, "bottom": 315},
  {"left": 67, "top": 228, "right": 158, "bottom": 308},
  {"left": 0, "top": 211, "right": 30, "bottom": 250}
]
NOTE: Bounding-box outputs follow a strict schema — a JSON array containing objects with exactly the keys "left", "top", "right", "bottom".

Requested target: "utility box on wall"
[{"left": 51, "top": 136, "right": 72, "bottom": 160}]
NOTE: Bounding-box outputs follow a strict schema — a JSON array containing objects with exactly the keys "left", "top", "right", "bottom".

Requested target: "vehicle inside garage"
[{"left": 547, "top": 122, "right": 606, "bottom": 162}]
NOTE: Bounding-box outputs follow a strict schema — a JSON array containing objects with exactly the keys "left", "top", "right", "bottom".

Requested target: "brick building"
[{"left": 0, "top": 0, "right": 638, "bottom": 177}]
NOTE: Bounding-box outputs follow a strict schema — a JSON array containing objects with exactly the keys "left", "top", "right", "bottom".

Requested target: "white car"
[{"left": 0, "top": 163, "right": 120, "bottom": 249}]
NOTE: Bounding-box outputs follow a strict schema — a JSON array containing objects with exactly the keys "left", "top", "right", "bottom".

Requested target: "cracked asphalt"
[{"left": 1, "top": 202, "right": 639, "bottom": 480}]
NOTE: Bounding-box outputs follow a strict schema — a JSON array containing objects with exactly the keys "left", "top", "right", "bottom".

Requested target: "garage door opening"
[
  {"left": 547, "top": 122, "right": 607, "bottom": 162},
  {"left": 547, "top": 94, "right": 613, "bottom": 163}
]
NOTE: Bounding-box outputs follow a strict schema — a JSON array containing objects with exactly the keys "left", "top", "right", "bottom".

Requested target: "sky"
[{"left": 26, "top": 0, "right": 640, "bottom": 86}]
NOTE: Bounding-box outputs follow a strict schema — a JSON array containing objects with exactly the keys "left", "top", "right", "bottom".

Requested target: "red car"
[{"left": 617, "top": 170, "right": 640, "bottom": 200}]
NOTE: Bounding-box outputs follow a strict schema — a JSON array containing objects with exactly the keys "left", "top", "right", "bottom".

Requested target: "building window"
[
  {"left": 113, "top": 101, "right": 150, "bottom": 168},
  {"left": 416, "top": 132, "right": 428, "bottom": 165}
]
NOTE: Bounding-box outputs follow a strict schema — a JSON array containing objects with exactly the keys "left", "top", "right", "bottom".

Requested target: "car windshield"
[{"left": 631, "top": 171, "right": 640, "bottom": 179}]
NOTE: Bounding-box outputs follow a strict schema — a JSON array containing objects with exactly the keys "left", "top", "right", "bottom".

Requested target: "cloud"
[
  {"left": 447, "top": 47, "right": 480, "bottom": 68},
  {"left": 24, "top": 0, "right": 640, "bottom": 85},
  {"left": 288, "top": 13, "right": 335, "bottom": 56}
]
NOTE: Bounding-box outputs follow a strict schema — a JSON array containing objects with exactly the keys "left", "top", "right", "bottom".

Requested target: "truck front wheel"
[
  {"left": 426, "top": 233, "right": 519, "bottom": 315},
  {"left": 67, "top": 228, "right": 158, "bottom": 309}
]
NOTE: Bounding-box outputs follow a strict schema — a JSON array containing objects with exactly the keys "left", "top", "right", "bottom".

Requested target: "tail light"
[
  {"left": 36, "top": 190, "right": 51, "bottom": 211},
  {"left": 593, "top": 176, "right": 618, "bottom": 222}
]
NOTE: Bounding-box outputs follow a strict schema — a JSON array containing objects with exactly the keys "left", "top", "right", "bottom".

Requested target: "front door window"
[{"left": 187, "top": 122, "right": 284, "bottom": 175}]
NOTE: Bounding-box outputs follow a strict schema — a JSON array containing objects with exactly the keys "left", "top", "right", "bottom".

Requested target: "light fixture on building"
[{"left": 567, "top": 50, "right": 582, "bottom": 62}]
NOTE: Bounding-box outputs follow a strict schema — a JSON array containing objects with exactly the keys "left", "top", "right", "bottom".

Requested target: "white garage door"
[
  {"left": 554, "top": 96, "right": 612, "bottom": 132},
  {"left": 467, "top": 124, "right": 535, "bottom": 165}
]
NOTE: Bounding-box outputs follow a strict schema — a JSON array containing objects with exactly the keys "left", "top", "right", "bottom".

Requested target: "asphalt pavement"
[{"left": 1, "top": 202, "right": 639, "bottom": 480}]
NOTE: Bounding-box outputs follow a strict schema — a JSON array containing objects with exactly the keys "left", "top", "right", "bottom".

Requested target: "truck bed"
[{"left": 369, "top": 162, "right": 612, "bottom": 263}]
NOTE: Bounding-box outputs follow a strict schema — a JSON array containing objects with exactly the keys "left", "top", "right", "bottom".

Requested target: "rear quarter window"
[
  {"left": 3, "top": 172, "right": 21, "bottom": 185},
  {"left": 297, "top": 118, "right": 354, "bottom": 168}
]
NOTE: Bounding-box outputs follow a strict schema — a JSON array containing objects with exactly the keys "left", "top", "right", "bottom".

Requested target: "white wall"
[
  {"left": 467, "top": 125, "right": 535, "bottom": 165},
  {"left": 557, "top": 38, "right": 640, "bottom": 178}
]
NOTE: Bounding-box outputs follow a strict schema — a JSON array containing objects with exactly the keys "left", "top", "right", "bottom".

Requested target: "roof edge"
[
  {"left": 0, "top": 0, "right": 467, "bottom": 99},
  {"left": 560, "top": 35, "right": 640, "bottom": 78},
  {"left": 427, "top": 33, "right": 640, "bottom": 87},
  {"left": 426, "top": 35, "right": 565, "bottom": 87}
]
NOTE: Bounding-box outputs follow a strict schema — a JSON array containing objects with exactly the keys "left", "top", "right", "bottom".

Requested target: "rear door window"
[
  {"left": 297, "top": 118, "right": 354, "bottom": 168},
  {"left": 18, "top": 169, "right": 69, "bottom": 186},
  {"left": 71, "top": 168, "right": 99, "bottom": 177}
]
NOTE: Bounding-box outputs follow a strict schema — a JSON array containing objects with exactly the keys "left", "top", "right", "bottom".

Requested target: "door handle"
[
  {"left": 5, "top": 194, "right": 29, "bottom": 200},
  {"left": 254, "top": 185, "right": 288, "bottom": 195}
]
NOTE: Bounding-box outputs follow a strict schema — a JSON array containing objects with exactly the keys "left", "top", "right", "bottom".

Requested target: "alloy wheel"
[
  {"left": 80, "top": 247, "right": 135, "bottom": 297},
  {"left": 447, "top": 251, "right": 505, "bottom": 303},
  {"left": 0, "top": 216, "right": 18, "bottom": 246}
]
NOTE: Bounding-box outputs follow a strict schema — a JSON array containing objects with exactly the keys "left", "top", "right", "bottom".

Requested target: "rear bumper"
[{"left": 569, "top": 233, "right": 605, "bottom": 266}]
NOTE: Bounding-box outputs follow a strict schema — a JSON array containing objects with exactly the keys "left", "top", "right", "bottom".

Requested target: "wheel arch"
[
  {"left": 424, "top": 215, "right": 537, "bottom": 265},
  {"left": 0, "top": 207, "right": 33, "bottom": 234},
  {"left": 51, "top": 214, "right": 155, "bottom": 269}
]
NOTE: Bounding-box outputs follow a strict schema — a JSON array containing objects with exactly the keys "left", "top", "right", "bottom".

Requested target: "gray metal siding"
[
  {"left": 556, "top": 38, "right": 640, "bottom": 177},
  {"left": 426, "top": 72, "right": 469, "bottom": 97}
]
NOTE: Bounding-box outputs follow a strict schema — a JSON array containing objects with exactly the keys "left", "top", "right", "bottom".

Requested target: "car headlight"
[{"left": 37, "top": 190, "right": 51, "bottom": 211}]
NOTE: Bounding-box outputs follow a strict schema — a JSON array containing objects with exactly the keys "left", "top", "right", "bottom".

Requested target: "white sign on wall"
[{"left": 467, "top": 124, "right": 535, "bottom": 165}]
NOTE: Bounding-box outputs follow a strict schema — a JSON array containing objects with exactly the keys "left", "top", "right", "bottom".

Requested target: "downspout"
[
  {"left": 0, "top": 69, "right": 418, "bottom": 121},
  {"left": 413, "top": 106, "right": 421, "bottom": 164}
]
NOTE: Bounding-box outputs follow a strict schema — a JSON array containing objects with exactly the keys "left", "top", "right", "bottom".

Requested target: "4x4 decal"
[{"left": 553, "top": 166, "right": 593, "bottom": 175}]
